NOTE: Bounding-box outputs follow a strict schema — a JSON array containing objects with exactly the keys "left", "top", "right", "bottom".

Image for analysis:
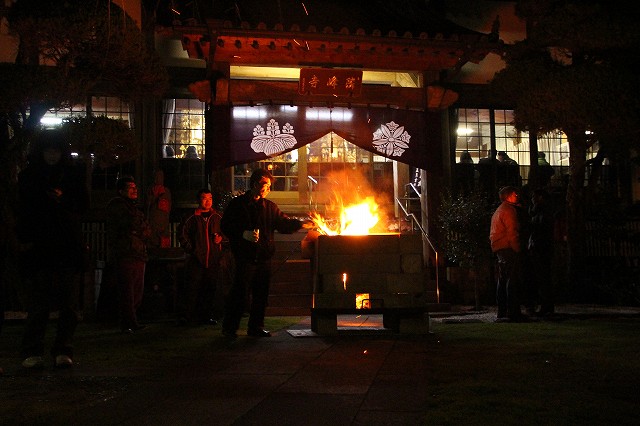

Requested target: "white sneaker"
[
  {"left": 55, "top": 354, "right": 73, "bottom": 367},
  {"left": 22, "top": 356, "right": 44, "bottom": 369}
]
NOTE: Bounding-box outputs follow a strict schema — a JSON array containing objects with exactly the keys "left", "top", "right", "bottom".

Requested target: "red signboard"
[{"left": 298, "top": 68, "right": 362, "bottom": 97}]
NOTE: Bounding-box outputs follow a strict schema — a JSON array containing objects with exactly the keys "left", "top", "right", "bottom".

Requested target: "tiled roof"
[{"left": 172, "top": 0, "right": 491, "bottom": 40}]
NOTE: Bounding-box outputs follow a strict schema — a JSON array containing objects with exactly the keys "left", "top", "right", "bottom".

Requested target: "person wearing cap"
[{"left": 16, "top": 130, "right": 89, "bottom": 368}]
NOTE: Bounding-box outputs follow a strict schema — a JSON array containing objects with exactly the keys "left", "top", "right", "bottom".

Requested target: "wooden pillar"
[{"left": 207, "top": 61, "right": 231, "bottom": 193}]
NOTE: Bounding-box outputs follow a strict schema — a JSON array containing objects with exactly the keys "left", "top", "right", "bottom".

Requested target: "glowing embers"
[
  {"left": 344, "top": 274, "right": 370, "bottom": 309},
  {"left": 345, "top": 274, "right": 372, "bottom": 309},
  {"left": 355, "top": 293, "right": 371, "bottom": 309}
]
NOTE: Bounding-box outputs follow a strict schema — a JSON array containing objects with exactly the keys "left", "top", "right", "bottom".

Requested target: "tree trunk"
[{"left": 565, "top": 130, "right": 587, "bottom": 300}]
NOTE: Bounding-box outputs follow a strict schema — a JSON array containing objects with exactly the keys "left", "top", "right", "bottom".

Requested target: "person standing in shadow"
[
  {"left": 497, "top": 151, "right": 521, "bottom": 188},
  {"left": 176, "top": 189, "right": 224, "bottom": 326},
  {"left": 490, "top": 186, "right": 527, "bottom": 322},
  {"left": 477, "top": 150, "right": 498, "bottom": 199},
  {"left": 220, "top": 169, "right": 306, "bottom": 338},
  {"left": 16, "top": 130, "right": 89, "bottom": 368},
  {"left": 528, "top": 189, "right": 556, "bottom": 316},
  {"left": 535, "top": 152, "right": 555, "bottom": 188},
  {"left": 455, "top": 150, "right": 476, "bottom": 195},
  {"left": 106, "top": 176, "right": 152, "bottom": 334},
  {"left": 146, "top": 170, "right": 172, "bottom": 249}
]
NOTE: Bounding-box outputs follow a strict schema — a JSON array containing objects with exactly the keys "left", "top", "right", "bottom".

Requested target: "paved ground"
[{"left": 1, "top": 305, "right": 639, "bottom": 425}]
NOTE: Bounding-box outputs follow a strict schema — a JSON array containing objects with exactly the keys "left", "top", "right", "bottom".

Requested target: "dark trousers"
[
  {"left": 531, "top": 248, "right": 554, "bottom": 313},
  {"left": 222, "top": 259, "right": 271, "bottom": 333},
  {"left": 521, "top": 252, "right": 537, "bottom": 311},
  {"left": 178, "top": 256, "right": 219, "bottom": 323},
  {"left": 116, "top": 258, "right": 146, "bottom": 330},
  {"left": 495, "top": 248, "right": 522, "bottom": 318},
  {"left": 21, "top": 266, "right": 81, "bottom": 358}
]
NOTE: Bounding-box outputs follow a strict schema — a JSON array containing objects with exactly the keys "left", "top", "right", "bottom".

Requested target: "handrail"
[
  {"left": 406, "top": 183, "right": 421, "bottom": 199},
  {"left": 396, "top": 197, "right": 440, "bottom": 304}
]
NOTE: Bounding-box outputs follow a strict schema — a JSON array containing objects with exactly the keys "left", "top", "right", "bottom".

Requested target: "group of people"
[
  {"left": 489, "top": 185, "right": 557, "bottom": 322},
  {"left": 108, "top": 168, "right": 306, "bottom": 340},
  {"left": 15, "top": 136, "right": 306, "bottom": 369},
  {"left": 12, "top": 136, "right": 554, "bottom": 370},
  {"left": 457, "top": 150, "right": 555, "bottom": 197}
]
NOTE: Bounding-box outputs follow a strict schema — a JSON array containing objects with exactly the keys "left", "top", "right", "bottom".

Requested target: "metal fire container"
[{"left": 308, "top": 233, "right": 430, "bottom": 334}]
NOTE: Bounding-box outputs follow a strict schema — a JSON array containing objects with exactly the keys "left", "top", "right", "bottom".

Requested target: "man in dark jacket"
[
  {"left": 528, "top": 189, "right": 556, "bottom": 315},
  {"left": 17, "top": 130, "right": 89, "bottom": 368},
  {"left": 220, "top": 169, "right": 304, "bottom": 338},
  {"left": 177, "top": 188, "right": 223, "bottom": 326},
  {"left": 106, "top": 176, "right": 151, "bottom": 333}
]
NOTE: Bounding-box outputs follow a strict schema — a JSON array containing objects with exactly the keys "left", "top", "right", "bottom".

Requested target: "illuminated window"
[
  {"left": 232, "top": 132, "right": 393, "bottom": 195},
  {"left": 38, "top": 97, "right": 134, "bottom": 190},
  {"left": 161, "top": 99, "right": 205, "bottom": 159},
  {"left": 455, "top": 108, "right": 493, "bottom": 164},
  {"left": 455, "top": 108, "right": 599, "bottom": 189},
  {"left": 233, "top": 152, "right": 299, "bottom": 192},
  {"left": 91, "top": 96, "right": 133, "bottom": 125},
  {"left": 159, "top": 98, "right": 206, "bottom": 191},
  {"left": 40, "top": 96, "right": 132, "bottom": 127},
  {"left": 305, "top": 132, "right": 390, "bottom": 193}
]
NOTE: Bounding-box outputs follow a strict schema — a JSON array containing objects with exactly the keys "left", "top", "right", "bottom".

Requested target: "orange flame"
[{"left": 308, "top": 196, "right": 380, "bottom": 235}]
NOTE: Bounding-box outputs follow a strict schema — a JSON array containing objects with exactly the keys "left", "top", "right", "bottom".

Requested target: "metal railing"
[
  {"left": 82, "top": 221, "right": 182, "bottom": 265},
  {"left": 395, "top": 194, "right": 441, "bottom": 304}
]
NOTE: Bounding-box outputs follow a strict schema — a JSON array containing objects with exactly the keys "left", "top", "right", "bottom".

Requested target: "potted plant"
[{"left": 437, "top": 191, "right": 493, "bottom": 310}]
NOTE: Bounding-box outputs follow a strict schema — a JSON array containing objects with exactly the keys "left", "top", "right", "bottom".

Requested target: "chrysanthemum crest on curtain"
[
  {"left": 372, "top": 121, "right": 411, "bottom": 157},
  {"left": 251, "top": 119, "right": 297, "bottom": 156}
]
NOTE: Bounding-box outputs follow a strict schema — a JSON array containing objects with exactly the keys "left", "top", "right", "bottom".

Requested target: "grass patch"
[{"left": 422, "top": 320, "right": 640, "bottom": 425}]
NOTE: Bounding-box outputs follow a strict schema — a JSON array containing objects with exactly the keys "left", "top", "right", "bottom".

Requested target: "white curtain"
[{"left": 162, "top": 99, "right": 176, "bottom": 157}]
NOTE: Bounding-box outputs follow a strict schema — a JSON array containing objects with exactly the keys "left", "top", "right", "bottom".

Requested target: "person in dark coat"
[
  {"left": 220, "top": 169, "right": 305, "bottom": 338},
  {"left": 528, "top": 189, "right": 556, "bottom": 315},
  {"left": 106, "top": 176, "right": 151, "bottom": 333},
  {"left": 477, "top": 151, "right": 498, "bottom": 199},
  {"left": 146, "top": 169, "right": 172, "bottom": 249},
  {"left": 454, "top": 150, "right": 476, "bottom": 195},
  {"left": 17, "top": 130, "right": 89, "bottom": 368},
  {"left": 535, "top": 152, "right": 555, "bottom": 188},
  {"left": 497, "top": 151, "right": 521, "bottom": 188},
  {"left": 177, "top": 188, "right": 223, "bottom": 326}
]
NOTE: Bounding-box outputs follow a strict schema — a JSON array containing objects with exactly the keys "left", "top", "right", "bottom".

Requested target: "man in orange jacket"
[{"left": 490, "top": 186, "right": 526, "bottom": 322}]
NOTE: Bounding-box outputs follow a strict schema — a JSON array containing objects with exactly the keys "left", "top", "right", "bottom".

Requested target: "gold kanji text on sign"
[{"left": 299, "top": 68, "right": 362, "bottom": 97}]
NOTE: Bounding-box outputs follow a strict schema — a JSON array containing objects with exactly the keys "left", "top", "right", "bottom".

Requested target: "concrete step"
[
  {"left": 265, "top": 306, "right": 312, "bottom": 316},
  {"left": 270, "top": 279, "right": 312, "bottom": 295},
  {"left": 267, "top": 293, "right": 313, "bottom": 308},
  {"left": 427, "top": 303, "right": 453, "bottom": 312},
  {"left": 269, "top": 240, "right": 313, "bottom": 314},
  {"left": 271, "top": 259, "right": 311, "bottom": 274},
  {"left": 271, "top": 260, "right": 312, "bottom": 293}
]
